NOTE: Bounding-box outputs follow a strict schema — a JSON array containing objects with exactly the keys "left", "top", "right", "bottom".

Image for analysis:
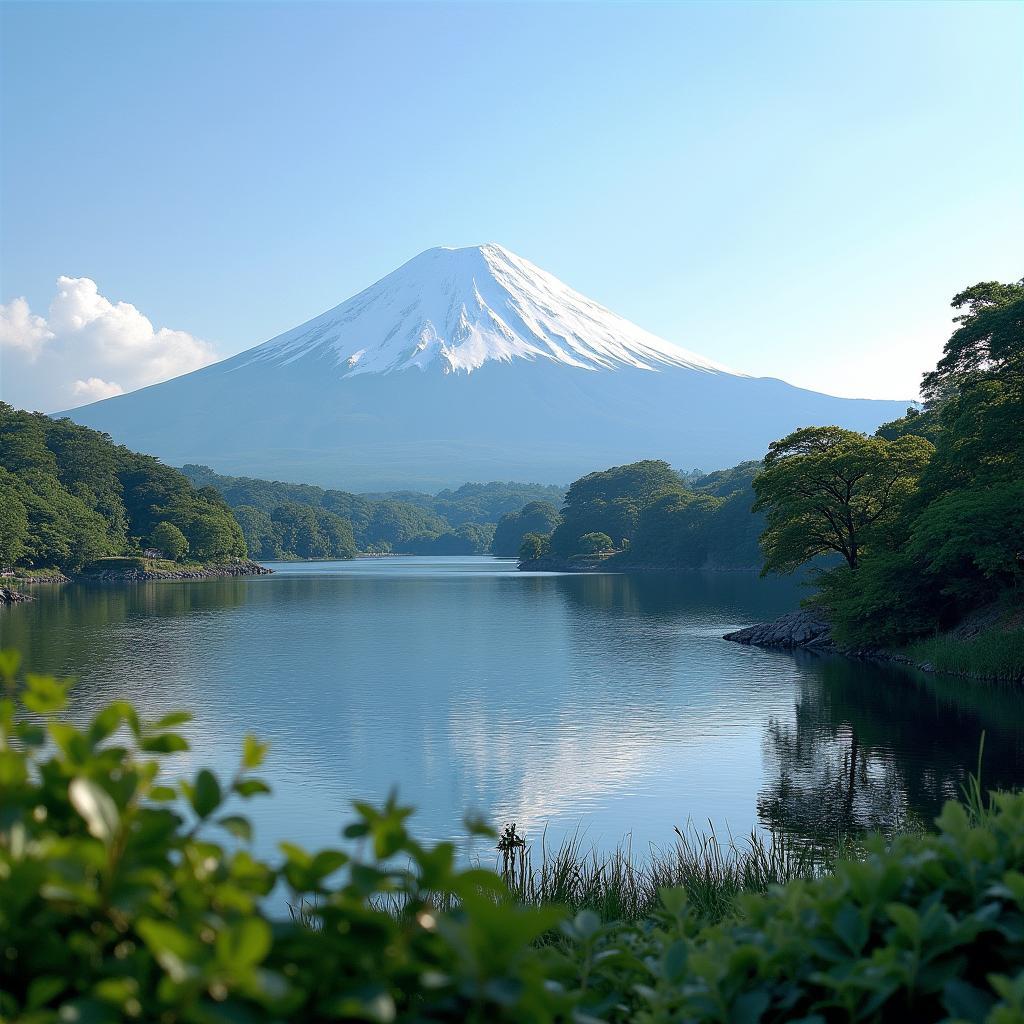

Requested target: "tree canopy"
[
  {"left": 753, "top": 427, "right": 934, "bottom": 573},
  {"left": 789, "top": 276, "right": 1024, "bottom": 646},
  {"left": 0, "top": 405, "right": 246, "bottom": 572}
]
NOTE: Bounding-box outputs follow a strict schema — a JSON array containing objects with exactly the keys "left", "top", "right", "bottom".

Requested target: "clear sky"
[{"left": 1, "top": 0, "right": 1021, "bottom": 410}]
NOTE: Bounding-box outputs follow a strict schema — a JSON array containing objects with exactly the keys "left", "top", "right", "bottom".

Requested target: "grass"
[
  {"left": 905, "top": 628, "right": 1024, "bottom": 682},
  {"left": 355, "top": 822, "right": 847, "bottom": 930},
  {"left": 6, "top": 566, "right": 69, "bottom": 580},
  {"left": 495, "top": 822, "right": 841, "bottom": 925}
]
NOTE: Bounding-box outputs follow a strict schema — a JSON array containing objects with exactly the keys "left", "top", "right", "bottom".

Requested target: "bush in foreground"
[{"left": 2, "top": 650, "right": 1024, "bottom": 1023}]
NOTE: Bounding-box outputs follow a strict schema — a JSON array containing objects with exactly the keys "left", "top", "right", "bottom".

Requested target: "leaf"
[
  {"left": 69, "top": 778, "right": 120, "bottom": 843},
  {"left": 215, "top": 918, "right": 272, "bottom": 969},
  {"left": 190, "top": 769, "right": 222, "bottom": 818},
  {"left": 152, "top": 711, "right": 192, "bottom": 730},
  {"left": 140, "top": 733, "right": 189, "bottom": 754},
  {"left": 663, "top": 939, "right": 689, "bottom": 982},
  {"left": 309, "top": 849, "right": 348, "bottom": 880},
  {"left": 242, "top": 734, "right": 268, "bottom": 769},
  {"left": 22, "top": 674, "right": 69, "bottom": 714},
  {"left": 26, "top": 975, "right": 64, "bottom": 1009},
  {"left": 0, "top": 750, "right": 27, "bottom": 787},
  {"left": 218, "top": 815, "right": 253, "bottom": 841},
  {"left": 234, "top": 778, "right": 271, "bottom": 798},
  {"left": 462, "top": 811, "right": 496, "bottom": 839},
  {"left": 0, "top": 648, "right": 22, "bottom": 681},
  {"left": 88, "top": 704, "right": 130, "bottom": 745},
  {"left": 137, "top": 919, "right": 196, "bottom": 982}
]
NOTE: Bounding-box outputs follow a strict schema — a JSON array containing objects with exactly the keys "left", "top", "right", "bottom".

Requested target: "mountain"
[{"left": 61, "top": 244, "right": 911, "bottom": 490}]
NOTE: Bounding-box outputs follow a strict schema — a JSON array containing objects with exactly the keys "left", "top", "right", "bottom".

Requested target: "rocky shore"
[
  {"left": 1, "top": 586, "right": 33, "bottom": 605},
  {"left": 81, "top": 560, "right": 274, "bottom": 583},
  {"left": 723, "top": 610, "right": 835, "bottom": 650},
  {"left": 723, "top": 603, "right": 1021, "bottom": 682},
  {"left": 5, "top": 572, "right": 72, "bottom": 585}
]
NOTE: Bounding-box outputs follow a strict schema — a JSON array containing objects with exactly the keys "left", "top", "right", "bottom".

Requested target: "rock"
[
  {"left": 81, "top": 560, "right": 274, "bottom": 583},
  {"left": 1, "top": 586, "right": 32, "bottom": 605},
  {"left": 723, "top": 610, "right": 834, "bottom": 650}
]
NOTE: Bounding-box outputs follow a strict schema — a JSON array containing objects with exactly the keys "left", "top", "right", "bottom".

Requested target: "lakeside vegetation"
[
  {"left": 4, "top": 651, "right": 1024, "bottom": 1023},
  {"left": 0, "top": 404, "right": 245, "bottom": 575},
  {"left": 517, "top": 278, "right": 1023, "bottom": 679},
  {"left": 182, "top": 464, "right": 562, "bottom": 558},
  {"left": 514, "top": 459, "right": 765, "bottom": 571}
]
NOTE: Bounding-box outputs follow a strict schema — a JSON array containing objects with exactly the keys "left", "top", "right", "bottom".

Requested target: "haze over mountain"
[{"left": 62, "top": 245, "right": 911, "bottom": 489}]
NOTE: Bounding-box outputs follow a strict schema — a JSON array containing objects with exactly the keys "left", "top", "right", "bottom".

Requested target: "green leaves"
[
  {"left": 9, "top": 650, "right": 1024, "bottom": 1024},
  {"left": 243, "top": 734, "right": 268, "bottom": 769},
  {"left": 68, "top": 777, "right": 120, "bottom": 843},
  {"left": 188, "top": 769, "right": 222, "bottom": 819},
  {"left": 216, "top": 918, "right": 271, "bottom": 970},
  {"left": 21, "top": 673, "right": 71, "bottom": 714}
]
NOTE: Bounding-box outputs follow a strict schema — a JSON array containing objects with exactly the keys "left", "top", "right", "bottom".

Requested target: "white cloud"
[
  {"left": 0, "top": 277, "right": 218, "bottom": 412},
  {"left": 72, "top": 377, "right": 125, "bottom": 402}
]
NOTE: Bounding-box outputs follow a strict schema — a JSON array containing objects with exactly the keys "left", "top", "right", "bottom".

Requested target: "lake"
[{"left": 6, "top": 556, "right": 1024, "bottom": 865}]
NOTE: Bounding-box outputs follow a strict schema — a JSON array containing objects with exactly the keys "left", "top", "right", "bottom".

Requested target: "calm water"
[{"left": 6, "top": 557, "right": 1024, "bottom": 862}]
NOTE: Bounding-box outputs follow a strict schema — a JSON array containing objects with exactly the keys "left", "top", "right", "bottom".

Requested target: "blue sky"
[{"left": 1, "top": 0, "right": 1021, "bottom": 409}]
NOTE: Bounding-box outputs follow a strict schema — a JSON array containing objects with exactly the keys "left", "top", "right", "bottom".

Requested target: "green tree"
[
  {"left": 492, "top": 502, "right": 562, "bottom": 557},
  {"left": 753, "top": 426, "right": 934, "bottom": 573},
  {"left": 579, "top": 532, "right": 614, "bottom": 554},
  {"left": 921, "top": 278, "right": 1024, "bottom": 405},
  {"left": 150, "top": 522, "right": 190, "bottom": 561},
  {"left": 550, "top": 460, "right": 681, "bottom": 557},
  {"left": 518, "top": 532, "right": 551, "bottom": 561}
]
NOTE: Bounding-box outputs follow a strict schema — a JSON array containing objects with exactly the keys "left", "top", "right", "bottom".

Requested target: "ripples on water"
[{"left": 6, "top": 557, "right": 1024, "bottom": 864}]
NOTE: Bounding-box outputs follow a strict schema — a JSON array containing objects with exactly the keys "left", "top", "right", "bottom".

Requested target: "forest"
[
  {"left": 518, "top": 277, "right": 1024, "bottom": 672},
  {"left": 0, "top": 405, "right": 246, "bottom": 572},
  {"left": 514, "top": 459, "right": 765, "bottom": 571},
  {"left": 181, "top": 465, "right": 563, "bottom": 558}
]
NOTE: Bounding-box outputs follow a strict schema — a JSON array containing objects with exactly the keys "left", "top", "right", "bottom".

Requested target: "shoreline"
[
  {"left": 2, "top": 560, "right": 273, "bottom": 600},
  {"left": 80, "top": 559, "right": 274, "bottom": 583},
  {"left": 724, "top": 609, "right": 1023, "bottom": 684},
  {"left": 519, "top": 556, "right": 761, "bottom": 574}
]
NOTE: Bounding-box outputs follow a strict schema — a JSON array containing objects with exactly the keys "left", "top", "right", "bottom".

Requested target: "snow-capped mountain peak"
[{"left": 244, "top": 243, "right": 742, "bottom": 378}]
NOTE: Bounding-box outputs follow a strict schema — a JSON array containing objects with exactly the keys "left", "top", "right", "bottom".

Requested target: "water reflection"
[
  {"left": 4, "top": 558, "right": 1023, "bottom": 858},
  {"left": 759, "top": 654, "right": 1024, "bottom": 845}
]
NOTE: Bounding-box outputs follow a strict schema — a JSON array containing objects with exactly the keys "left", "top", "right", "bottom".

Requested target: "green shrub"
[
  {"left": 4, "top": 648, "right": 1024, "bottom": 1023},
  {"left": 150, "top": 521, "right": 190, "bottom": 562},
  {"left": 0, "top": 651, "right": 568, "bottom": 1023},
  {"left": 518, "top": 531, "right": 551, "bottom": 561},
  {"left": 906, "top": 629, "right": 1024, "bottom": 681}
]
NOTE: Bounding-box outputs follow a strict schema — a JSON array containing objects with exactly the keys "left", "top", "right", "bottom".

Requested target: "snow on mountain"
[
  {"left": 243, "top": 244, "right": 741, "bottom": 378},
  {"left": 61, "top": 245, "right": 912, "bottom": 490}
]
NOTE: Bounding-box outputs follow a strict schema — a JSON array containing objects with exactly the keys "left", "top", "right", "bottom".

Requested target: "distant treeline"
[
  {"left": 513, "top": 459, "right": 764, "bottom": 570},
  {"left": 180, "top": 465, "right": 565, "bottom": 559},
  {"left": 0, "top": 405, "right": 245, "bottom": 572}
]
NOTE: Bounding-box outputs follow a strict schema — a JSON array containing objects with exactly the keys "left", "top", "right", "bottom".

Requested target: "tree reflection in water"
[{"left": 759, "top": 652, "right": 1024, "bottom": 846}]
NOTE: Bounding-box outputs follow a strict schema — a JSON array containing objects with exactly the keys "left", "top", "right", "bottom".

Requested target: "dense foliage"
[
  {"left": 181, "top": 466, "right": 543, "bottom": 555},
  {"left": 233, "top": 503, "right": 357, "bottom": 561},
  {"left": 5, "top": 651, "right": 1024, "bottom": 1023},
  {"left": 752, "top": 427, "right": 934, "bottom": 572},
  {"left": 0, "top": 406, "right": 246, "bottom": 571},
  {"left": 756, "top": 278, "right": 1024, "bottom": 651},
  {"left": 361, "top": 480, "right": 567, "bottom": 527},
  {"left": 492, "top": 501, "right": 562, "bottom": 556},
  {"left": 526, "top": 460, "right": 765, "bottom": 570}
]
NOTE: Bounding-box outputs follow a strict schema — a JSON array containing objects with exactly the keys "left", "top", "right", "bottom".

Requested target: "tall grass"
[
  {"left": 906, "top": 629, "right": 1024, "bottom": 681},
  {"left": 496, "top": 821, "right": 840, "bottom": 924}
]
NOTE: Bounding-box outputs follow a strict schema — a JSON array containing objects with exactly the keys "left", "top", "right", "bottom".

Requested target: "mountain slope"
[{"left": 62, "top": 245, "right": 911, "bottom": 489}]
